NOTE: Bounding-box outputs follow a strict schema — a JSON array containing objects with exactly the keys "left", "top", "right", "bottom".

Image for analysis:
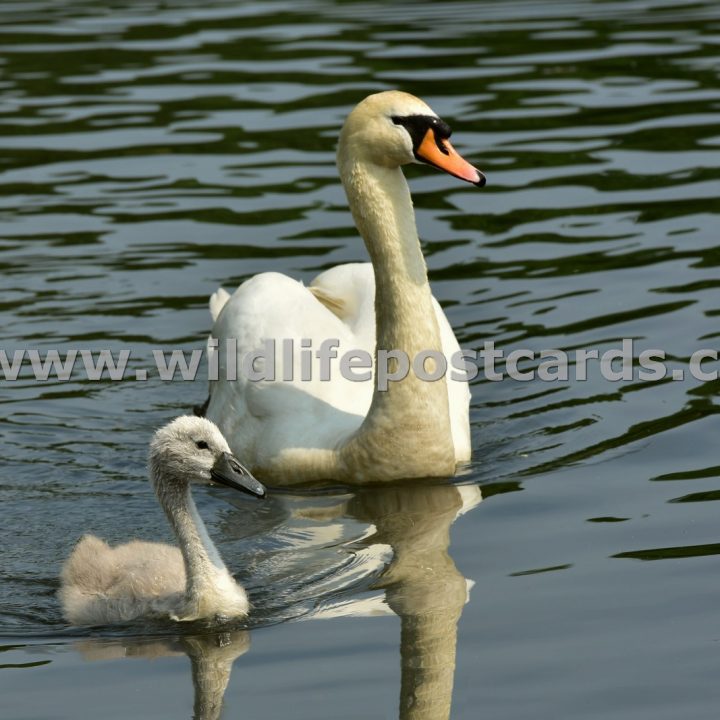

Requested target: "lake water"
[{"left": 2, "top": 1, "right": 720, "bottom": 718}]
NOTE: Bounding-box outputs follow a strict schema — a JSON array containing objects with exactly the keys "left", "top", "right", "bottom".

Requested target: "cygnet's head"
[
  {"left": 149, "top": 416, "right": 265, "bottom": 498},
  {"left": 338, "top": 90, "right": 485, "bottom": 186}
]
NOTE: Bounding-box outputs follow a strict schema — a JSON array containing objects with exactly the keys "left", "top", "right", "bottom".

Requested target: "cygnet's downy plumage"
[{"left": 60, "top": 416, "right": 266, "bottom": 626}]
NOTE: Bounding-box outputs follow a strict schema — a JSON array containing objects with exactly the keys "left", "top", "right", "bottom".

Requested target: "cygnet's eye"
[{"left": 195, "top": 440, "right": 210, "bottom": 450}]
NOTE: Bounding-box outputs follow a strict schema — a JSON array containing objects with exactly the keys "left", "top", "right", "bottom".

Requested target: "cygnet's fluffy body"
[{"left": 60, "top": 416, "right": 265, "bottom": 626}]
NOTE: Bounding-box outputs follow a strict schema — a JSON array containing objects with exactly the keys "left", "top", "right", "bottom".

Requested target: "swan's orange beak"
[{"left": 416, "top": 128, "right": 486, "bottom": 187}]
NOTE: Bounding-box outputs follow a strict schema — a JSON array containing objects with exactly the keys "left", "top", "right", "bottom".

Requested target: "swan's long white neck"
[
  {"left": 343, "top": 161, "right": 434, "bottom": 346},
  {"left": 336, "top": 150, "right": 455, "bottom": 478}
]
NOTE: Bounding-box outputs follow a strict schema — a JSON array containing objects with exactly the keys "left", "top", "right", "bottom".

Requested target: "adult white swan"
[{"left": 206, "top": 91, "right": 485, "bottom": 484}]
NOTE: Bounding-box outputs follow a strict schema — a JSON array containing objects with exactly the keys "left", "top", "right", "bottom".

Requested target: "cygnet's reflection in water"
[{"left": 75, "top": 631, "right": 249, "bottom": 720}]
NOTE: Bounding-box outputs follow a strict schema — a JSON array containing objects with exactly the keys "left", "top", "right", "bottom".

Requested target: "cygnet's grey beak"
[{"left": 211, "top": 452, "right": 266, "bottom": 498}]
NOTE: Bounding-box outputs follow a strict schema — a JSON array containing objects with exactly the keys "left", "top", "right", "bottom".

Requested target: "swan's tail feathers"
[
  {"left": 193, "top": 395, "right": 210, "bottom": 418},
  {"left": 209, "top": 288, "right": 231, "bottom": 322},
  {"left": 59, "top": 535, "right": 117, "bottom": 623},
  {"left": 61, "top": 535, "right": 115, "bottom": 594}
]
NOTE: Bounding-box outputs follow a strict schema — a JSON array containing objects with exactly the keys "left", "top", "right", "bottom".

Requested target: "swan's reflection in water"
[
  {"left": 75, "top": 631, "right": 249, "bottom": 720},
  {"left": 75, "top": 482, "right": 481, "bottom": 720},
  {"left": 348, "top": 484, "right": 480, "bottom": 720}
]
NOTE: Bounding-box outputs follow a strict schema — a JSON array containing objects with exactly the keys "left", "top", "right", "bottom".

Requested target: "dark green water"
[{"left": 1, "top": 1, "right": 720, "bottom": 718}]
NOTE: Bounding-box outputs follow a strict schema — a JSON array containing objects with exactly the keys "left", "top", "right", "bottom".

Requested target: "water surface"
[{"left": 2, "top": 1, "right": 720, "bottom": 718}]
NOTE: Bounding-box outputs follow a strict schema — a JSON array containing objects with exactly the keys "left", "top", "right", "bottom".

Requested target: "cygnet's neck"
[
  {"left": 337, "top": 152, "right": 455, "bottom": 478},
  {"left": 155, "top": 474, "right": 228, "bottom": 601}
]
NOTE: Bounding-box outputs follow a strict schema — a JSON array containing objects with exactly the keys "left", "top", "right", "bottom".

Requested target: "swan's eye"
[
  {"left": 390, "top": 114, "right": 452, "bottom": 153},
  {"left": 195, "top": 440, "right": 209, "bottom": 450}
]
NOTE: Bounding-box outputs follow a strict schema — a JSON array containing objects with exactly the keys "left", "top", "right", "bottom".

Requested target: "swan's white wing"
[
  {"left": 206, "top": 270, "right": 373, "bottom": 466},
  {"left": 309, "top": 263, "right": 377, "bottom": 344},
  {"left": 207, "top": 263, "right": 470, "bottom": 467}
]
